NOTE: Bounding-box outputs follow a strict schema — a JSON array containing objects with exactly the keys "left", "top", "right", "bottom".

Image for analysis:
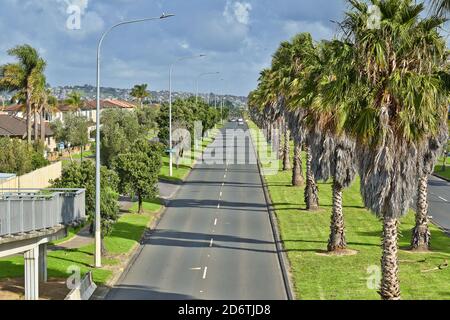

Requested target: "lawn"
[
  {"left": 248, "top": 120, "right": 450, "bottom": 300},
  {"left": 0, "top": 200, "right": 161, "bottom": 286}
]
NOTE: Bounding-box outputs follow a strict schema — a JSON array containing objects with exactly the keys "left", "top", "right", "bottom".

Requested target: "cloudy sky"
[{"left": 0, "top": 0, "right": 435, "bottom": 96}]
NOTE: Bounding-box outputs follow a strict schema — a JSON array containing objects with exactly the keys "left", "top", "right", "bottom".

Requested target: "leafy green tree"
[
  {"left": 0, "top": 44, "right": 46, "bottom": 144},
  {"left": 52, "top": 161, "right": 120, "bottom": 246},
  {"left": 115, "top": 139, "right": 163, "bottom": 214},
  {"left": 135, "top": 104, "right": 159, "bottom": 136},
  {"left": 50, "top": 113, "right": 90, "bottom": 161},
  {"left": 100, "top": 109, "right": 142, "bottom": 168},
  {"left": 66, "top": 114, "right": 90, "bottom": 161},
  {"left": 0, "top": 138, "right": 48, "bottom": 174}
]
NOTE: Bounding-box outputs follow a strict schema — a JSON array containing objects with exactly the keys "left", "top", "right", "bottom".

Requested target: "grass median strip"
[{"left": 248, "top": 120, "right": 450, "bottom": 300}]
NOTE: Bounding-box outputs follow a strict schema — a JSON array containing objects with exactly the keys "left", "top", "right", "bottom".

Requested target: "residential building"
[{"left": 0, "top": 114, "right": 56, "bottom": 150}]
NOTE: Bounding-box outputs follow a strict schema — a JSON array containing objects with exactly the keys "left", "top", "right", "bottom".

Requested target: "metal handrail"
[{"left": 0, "top": 189, "right": 86, "bottom": 238}]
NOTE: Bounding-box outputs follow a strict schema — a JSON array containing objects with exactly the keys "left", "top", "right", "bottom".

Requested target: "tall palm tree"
[
  {"left": 342, "top": 0, "right": 448, "bottom": 299},
  {"left": 289, "top": 32, "right": 320, "bottom": 211},
  {"left": 131, "top": 84, "right": 150, "bottom": 107},
  {"left": 308, "top": 40, "right": 359, "bottom": 252},
  {"left": 65, "top": 91, "right": 83, "bottom": 112},
  {"left": 0, "top": 44, "right": 46, "bottom": 144}
]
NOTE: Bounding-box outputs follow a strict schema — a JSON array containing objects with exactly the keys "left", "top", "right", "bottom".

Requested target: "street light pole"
[
  {"left": 220, "top": 78, "right": 225, "bottom": 125},
  {"left": 195, "top": 72, "right": 220, "bottom": 106},
  {"left": 94, "top": 13, "right": 174, "bottom": 268},
  {"left": 169, "top": 54, "right": 205, "bottom": 177}
]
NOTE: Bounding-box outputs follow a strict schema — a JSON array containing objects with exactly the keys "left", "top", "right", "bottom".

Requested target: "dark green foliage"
[
  {"left": 52, "top": 161, "right": 119, "bottom": 237},
  {"left": 114, "top": 139, "right": 163, "bottom": 214},
  {"left": 100, "top": 109, "right": 142, "bottom": 168},
  {"left": 156, "top": 97, "right": 222, "bottom": 147},
  {"left": 0, "top": 138, "right": 48, "bottom": 175}
]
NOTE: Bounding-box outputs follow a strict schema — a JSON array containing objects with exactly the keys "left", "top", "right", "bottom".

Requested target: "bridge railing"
[{"left": 0, "top": 189, "right": 86, "bottom": 238}]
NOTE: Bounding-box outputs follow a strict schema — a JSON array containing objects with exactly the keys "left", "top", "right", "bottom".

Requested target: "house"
[
  {"left": 0, "top": 114, "right": 56, "bottom": 150},
  {"left": 51, "top": 99, "right": 137, "bottom": 123}
]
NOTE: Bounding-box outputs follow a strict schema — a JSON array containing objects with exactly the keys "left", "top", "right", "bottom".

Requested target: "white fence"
[{"left": 0, "top": 162, "right": 62, "bottom": 190}]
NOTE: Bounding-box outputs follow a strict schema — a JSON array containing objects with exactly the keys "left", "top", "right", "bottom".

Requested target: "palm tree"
[
  {"left": 342, "top": 0, "right": 448, "bottom": 299},
  {"left": 289, "top": 32, "right": 320, "bottom": 210},
  {"left": 131, "top": 84, "right": 150, "bottom": 107},
  {"left": 430, "top": 0, "right": 450, "bottom": 16},
  {"left": 0, "top": 44, "right": 46, "bottom": 144},
  {"left": 306, "top": 40, "right": 359, "bottom": 252},
  {"left": 65, "top": 91, "right": 83, "bottom": 112}
]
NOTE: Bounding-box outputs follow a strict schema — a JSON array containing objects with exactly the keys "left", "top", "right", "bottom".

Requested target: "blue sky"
[{"left": 0, "top": 0, "right": 435, "bottom": 96}]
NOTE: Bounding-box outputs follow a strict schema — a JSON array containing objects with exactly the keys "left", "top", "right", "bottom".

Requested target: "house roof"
[
  {"left": 2, "top": 104, "right": 24, "bottom": 113},
  {"left": 81, "top": 99, "right": 136, "bottom": 110},
  {"left": 0, "top": 114, "right": 54, "bottom": 138}
]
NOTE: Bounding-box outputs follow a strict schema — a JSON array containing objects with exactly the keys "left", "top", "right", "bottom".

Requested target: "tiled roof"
[
  {"left": 2, "top": 104, "right": 24, "bottom": 112},
  {"left": 0, "top": 114, "right": 54, "bottom": 138},
  {"left": 57, "top": 99, "right": 136, "bottom": 112}
]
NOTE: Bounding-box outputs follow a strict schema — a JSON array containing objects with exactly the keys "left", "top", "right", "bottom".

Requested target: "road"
[
  {"left": 107, "top": 122, "right": 287, "bottom": 300},
  {"left": 428, "top": 175, "right": 450, "bottom": 233}
]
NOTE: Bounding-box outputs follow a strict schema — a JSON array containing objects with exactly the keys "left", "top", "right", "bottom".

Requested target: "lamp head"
[{"left": 160, "top": 13, "right": 175, "bottom": 19}]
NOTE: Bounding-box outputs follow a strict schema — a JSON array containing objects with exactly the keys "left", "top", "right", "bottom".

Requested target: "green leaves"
[
  {"left": 115, "top": 139, "right": 163, "bottom": 213},
  {"left": 52, "top": 161, "right": 120, "bottom": 236}
]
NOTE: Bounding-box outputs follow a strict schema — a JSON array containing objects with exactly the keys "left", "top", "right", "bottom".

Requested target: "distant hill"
[{"left": 50, "top": 85, "right": 248, "bottom": 109}]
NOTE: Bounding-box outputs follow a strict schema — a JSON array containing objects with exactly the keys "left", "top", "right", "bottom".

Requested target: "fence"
[
  {"left": 0, "top": 162, "right": 62, "bottom": 190},
  {"left": 0, "top": 189, "right": 85, "bottom": 237}
]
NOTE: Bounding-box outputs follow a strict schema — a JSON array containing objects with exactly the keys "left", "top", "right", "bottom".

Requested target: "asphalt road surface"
[
  {"left": 107, "top": 122, "right": 287, "bottom": 300},
  {"left": 427, "top": 175, "right": 450, "bottom": 233}
]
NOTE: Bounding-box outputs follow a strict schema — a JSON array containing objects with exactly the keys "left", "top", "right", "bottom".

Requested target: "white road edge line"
[
  {"left": 438, "top": 196, "right": 448, "bottom": 202},
  {"left": 202, "top": 267, "right": 208, "bottom": 279}
]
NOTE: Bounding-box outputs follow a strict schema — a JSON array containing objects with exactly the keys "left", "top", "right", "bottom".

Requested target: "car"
[{"left": 230, "top": 118, "right": 237, "bottom": 122}]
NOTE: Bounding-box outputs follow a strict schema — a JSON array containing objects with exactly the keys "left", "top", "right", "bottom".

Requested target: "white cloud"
[
  {"left": 180, "top": 41, "right": 190, "bottom": 50},
  {"left": 224, "top": 1, "right": 252, "bottom": 25}
]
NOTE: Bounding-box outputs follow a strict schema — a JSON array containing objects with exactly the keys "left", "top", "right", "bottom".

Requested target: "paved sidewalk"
[{"left": 49, "top": 224, "right": 93, "bottom": 251}]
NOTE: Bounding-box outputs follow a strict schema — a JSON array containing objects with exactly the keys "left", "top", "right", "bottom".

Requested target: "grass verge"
[{"left": 248, "top": 120, "right": 450, "bottom": 300}]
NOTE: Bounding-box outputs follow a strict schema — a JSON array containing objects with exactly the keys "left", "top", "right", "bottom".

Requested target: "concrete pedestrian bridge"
[{"left": 0, "top": 189, "right": 86, "bottom": 300}]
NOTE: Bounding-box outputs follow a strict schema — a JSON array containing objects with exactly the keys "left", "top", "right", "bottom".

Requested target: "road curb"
[
  {"left": 248, "top": 123, "right": 296, "bottom": 301},
  {"left": 432, "top": 173, "right": 450, "bottom": 182}
]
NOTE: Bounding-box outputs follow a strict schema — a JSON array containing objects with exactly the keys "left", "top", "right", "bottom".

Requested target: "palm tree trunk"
[
  {"left": 304, "top": 145, "right": 319, "bottom": 210},
  {"left": 283, "top": 120, "right": 291, "bottom": 171},
  {"left": 292, "top": 140, "right": 304, "bottom": 186},
  {"left": 40, "top": 108, "right": 45, "bottom": 144},
  {"left": 26, "top": 89, "right": 32, "bottom": 144},
  {"left": 411, "top": 174, "right": 431, "bottom": 251},
  {"left": 34, "top": 110, "right": 38, "bottom": 142},
  {"left": 327, "top": 180, "right": 346, "bottom": 251},
  {"left": 278, "top": 119, "right": 283, "bottom": 159},
  {"left": 380, "top": 216, "right": 401, "bottom": 300}
]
